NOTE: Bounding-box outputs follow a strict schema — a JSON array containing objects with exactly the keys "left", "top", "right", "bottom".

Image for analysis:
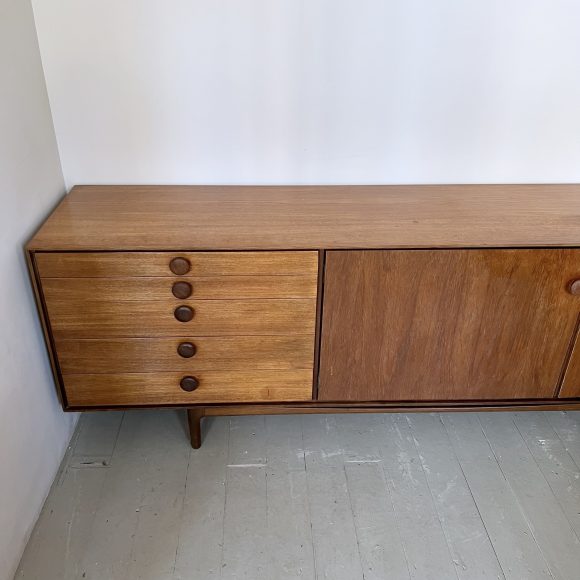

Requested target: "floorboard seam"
[
  {"left": 512, "top": 413, "right": 580, "bottom": 547},
  {"left": 477, "top": 414, "right": 558, "bottom": 580},
  {"left": 547, "top": 412, "right": 580, "bottom": 472},
  {"left": 405, "top": 415, "right": 461, "bottom": 580},
  {"left": 438, "top": 414, "right": 507, "bottom": 580}
]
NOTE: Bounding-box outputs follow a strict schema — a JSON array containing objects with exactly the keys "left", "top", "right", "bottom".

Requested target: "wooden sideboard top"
[{"left": 28, "top": 184, "right": 580, "bottom": 251}]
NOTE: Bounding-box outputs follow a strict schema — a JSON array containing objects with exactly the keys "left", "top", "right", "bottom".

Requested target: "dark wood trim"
[
  {"left": 187, "top": 407, "right": 205, "bottom": 449},
  {"left": 201, "top": 400, "right": 580, "bottom": 416},
  {"left": 26, "top": 250, "right": 68, "bottom": 407},
  {"left": 311, "top": 250, "right": 325, "bottom": 400},
  {"left": 64, "top": 398, "right": 580, "bottom": 412}
]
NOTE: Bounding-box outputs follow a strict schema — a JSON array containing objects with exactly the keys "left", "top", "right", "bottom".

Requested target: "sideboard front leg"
[{"left": 187, "top": 408, "right": 205, "bottom": 449}]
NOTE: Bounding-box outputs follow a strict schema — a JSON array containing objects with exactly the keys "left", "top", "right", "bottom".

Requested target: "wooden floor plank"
[
  {"left": 16, "top": 412, "right": 123, "bottom": 580},
  {"left": 125, "top": 412, "right": 191, "bottom": 580},
  {"left": 334, "top": 413, "right": 386, "bottom": 462},
  {"left": 382, "top": 415, "right": 459, "bottom": 580},
  {"left": 513, "top": 412, "right": 580, "bottom": 538},
  {"left": 18, "top": 411, "right": 580, "bottom": 580},
  {"left": 228, "top": 415, "right": 267, "bottom": 466},
  {"left": 221, "top": 466, "right": 268, "bottom": 579},
  {"left": 407, "top": 413, "right": 505, "bottom": 580},
  {"left": 302, "top": 414, "right": 364, "bottom": 580},
  {"left": 173, "top": 416, "right": 229, "bottom": 580},
  {"left": 264, "top": 415, "right": 315, "bottom": 579},
  {"left": 345, "top": 461, "right": 410, "bottom": 580},
  {"left": 72, "top": 411, "right": 124, "bottom": 458},
  {"left": 479, "top": 413, "right": 580, "bottom": 580},
  {"left": 442, "top": 413, "right": 553, "bottom": 580},
  {"left": 546, "top": 411, "right": 580, "bottom": 468},
  {"left": 76, "top": 411, "right": 187, "bottom": 580}
]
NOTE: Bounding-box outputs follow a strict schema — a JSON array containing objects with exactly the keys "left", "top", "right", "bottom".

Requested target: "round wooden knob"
[
  {"left": 174, "top": 305, "right": 194, "bottom": 322},
  {"left": 172, "top": 281, "right": 193, "bottom": 299},
  {"left": 169, "top": 257, "right": 191, "bottom": 275},
  {"left": 177, "top": 342, "right": 197, "bottom": 358},
  {"left": 569, "top": 279, "right": 580, "bottom": 295},
  {"left": 180, "top": 376, "right": 200, "bottom": 392}
]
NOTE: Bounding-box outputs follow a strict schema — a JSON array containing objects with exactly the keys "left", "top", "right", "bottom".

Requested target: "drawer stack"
[{"left": 36, "top": 251, "right": 318, "bottom": 407}]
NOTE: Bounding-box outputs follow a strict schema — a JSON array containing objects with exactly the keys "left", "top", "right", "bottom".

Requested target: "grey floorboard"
[
  {"left": 173, "top": 416, "right": 229, "bottom": 580},
  {"left": 442, "top": 413, "right": 553, "bottom": 580},
  {"left": 16, "top": 411, "right": 580, "bottom": 580},
  {"left": 15, "top": 412, "right": 123, "bottom": 580},
  {"left": 546, "top": 411, "right": 580, "bottom": 468},
  {"left": 407, "top": 413, "right": 504, "bottom": 580},
  {"left": 345, "top": 461, "right": 410, "bottom": 580},
  {"left": 221, "top": 466, "right": 268, "bottom": 579},
  {"left": 383, "top": 415, "right": 458, "bottom": 580},
  {"left": 302, "top": 414, "right": 365, "bottom": 579},
  {"left": 514, "top": 412, "right": 580, "bottom": 538},
  {"left": 479, "top": 413, "right": 580, "bottom": 580},
  {"left": 264, "top": 416, "right": 315, "bottom": 580}
]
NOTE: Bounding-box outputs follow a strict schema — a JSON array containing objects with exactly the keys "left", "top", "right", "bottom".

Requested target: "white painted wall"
[
  {"left": 32, "top": 0, "right": 580, "bottom": 187},
  {"left": 0, "top": 1, "right": 77, "bottom": 578}
]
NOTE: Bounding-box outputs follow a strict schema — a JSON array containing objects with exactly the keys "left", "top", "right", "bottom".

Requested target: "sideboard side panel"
[{"left": 26, "top": 250, "right": 67, "bottom": 408}]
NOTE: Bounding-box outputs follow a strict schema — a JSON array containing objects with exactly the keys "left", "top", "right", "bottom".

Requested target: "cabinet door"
[{"left": 318, "top": 250, "right": 580, "bottom": 402}]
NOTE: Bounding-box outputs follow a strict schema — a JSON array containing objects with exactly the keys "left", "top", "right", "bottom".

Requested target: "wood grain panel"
[
  {"left": 63, "top": 370, "right": 313, "bottom": 406},
  {"left": 36, "top": 251, "right": 318, "bottom": 278},
  {"left": 57, "top": 336, "right": 315, "bottom": 374},
  {"left": 44, "top": 297, "right": 316, "bottom": 339},
  {"left": 27, "top": 185, "right": 580, "bottom": 251},
  {"left": 558, "top": 320, "right": 580, "bottom": 398},
  {"left": 319, "top": 249, "right": 580, "bottom": 402},
  {"left": 41, "top": 275, "right": 317, "bottom": 301}
]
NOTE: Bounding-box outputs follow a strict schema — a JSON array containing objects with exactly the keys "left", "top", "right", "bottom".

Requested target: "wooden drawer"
[
  {"left": 41, "top": 275, "right": 317, "bottom": 301},
  {"left": 36, "top": 251, "right": 318, "bottom": 278},
  {"left": 57, "top": 336, "right": 315, "bottom": 373},
  {"left": 63, "top": 370, "right": 313, "bottom": 406},
  {"left": 45, "top": 298, "right": 316, "bottom": 339}
]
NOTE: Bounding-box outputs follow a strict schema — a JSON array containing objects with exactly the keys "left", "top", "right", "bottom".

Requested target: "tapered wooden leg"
[{"left": 187, "top": 408, "right": 205, "bottom": 449}]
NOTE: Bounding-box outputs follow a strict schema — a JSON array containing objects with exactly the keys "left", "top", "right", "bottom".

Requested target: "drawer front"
[
  {"left": 36, "top": 251, "right": 318, "bottom": 277},
  {"left": 57, "top": 336, "right": 315, "bottom": 373},
  {"left": 63, "top": 370, "right": 313, "bottom": 406},
  {"left": 41, "top": 275, "right": 317, "bottom": 300},
  {"left": 46, "top": 298, "right": 316, "bottom": 339},
  {"left": 38, "top": 250, "right": 318, "bottom": 406}
]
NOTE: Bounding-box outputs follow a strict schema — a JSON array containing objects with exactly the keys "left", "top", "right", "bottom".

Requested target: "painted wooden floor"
[{"left": 15, "top": 410, "right": 580, "bottom": 580}]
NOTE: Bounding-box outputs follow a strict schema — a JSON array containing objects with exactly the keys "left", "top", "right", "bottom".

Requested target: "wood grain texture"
[
  {"left": 63, "top": 370, "right": 313, "bottom": 406},
  {"left": 559, "top": 319, "right": 580, "bottom": 397},
  {"left": 319, "top": 249, "right": 580, "bottom": 402},
  {"left": 40, "top": 275, "right": 317, "bottom": 301},
  {"left": 26, "top": 250, "right": 68, "bottom": 406},
  {"left": 43, "top": 297, "right": 317, "bottom": 339},
  {"left": 26, "top": 184, "right": 580, "bottom": 250},
  {"left": 35, "top": 250, "right": 318, "bottom": 277},
  {"left": 56, "top": 336, "right": 315, "bottom": 374}
]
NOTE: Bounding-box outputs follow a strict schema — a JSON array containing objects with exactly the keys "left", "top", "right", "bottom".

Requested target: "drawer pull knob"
[
  {"left": 174, "top": 305, "right": 194, "bottom": 322},
  {"left": 172, "top": 281, "right": 193, "bottom": 299},
  {"left": 569, "top": 279, "right": 580, "bottom": 295},
  {"left": 180, "top": 376, "right": 200, "bottom": 392},
  {"left": 170, "top": 257, "right": 191, "bottom": 275},
  {"left": 177, "top": 342, "right": 197, "bottom": 358}
]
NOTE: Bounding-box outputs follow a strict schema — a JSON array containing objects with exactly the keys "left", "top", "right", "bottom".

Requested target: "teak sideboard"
[{"left": 27, "top": 185, "right": 580, "bottom": 448}]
